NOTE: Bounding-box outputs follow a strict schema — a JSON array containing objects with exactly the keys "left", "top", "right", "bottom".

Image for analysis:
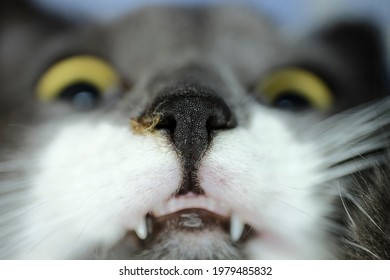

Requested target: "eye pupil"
[
  {"left": 273, "top": 91, "right": 311, "bottom": 111},
  {"left": 59, "top": 83, "right": 100, "bottom": 110}
]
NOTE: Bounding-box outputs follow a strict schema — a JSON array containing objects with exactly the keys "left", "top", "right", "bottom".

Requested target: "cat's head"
[{"left": 0, "top": 3, "right": 389, "bottom": 259}]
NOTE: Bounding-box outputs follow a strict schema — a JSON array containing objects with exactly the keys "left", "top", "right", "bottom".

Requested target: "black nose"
[{"left": 142, "top": 85, "right": 236, "bottom": 194}]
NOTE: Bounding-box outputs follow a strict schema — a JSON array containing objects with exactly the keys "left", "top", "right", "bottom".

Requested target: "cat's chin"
[
  {"left": 111, "top": 208, "right": 255, "bottom": 259},
  {"left": 133, "top": 209, "right": 251, "bottom": 259}
]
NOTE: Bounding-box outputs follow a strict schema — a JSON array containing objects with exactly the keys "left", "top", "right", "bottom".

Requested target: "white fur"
[
  {"left": 199, "top": 104, "right": 332, "bottom": 259},
  {"left": 16, "top": 119, "right": 181, "bottom": 259}
]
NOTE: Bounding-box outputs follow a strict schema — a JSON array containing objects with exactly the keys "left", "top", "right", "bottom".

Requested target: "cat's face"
[{"left": 0, "top": 5, "right": 388, "bottom": 259}]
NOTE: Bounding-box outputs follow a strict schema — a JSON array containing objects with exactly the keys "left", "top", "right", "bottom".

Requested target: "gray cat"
[{"left": 0, "top": 1, "right": 389, "bottom": 259}]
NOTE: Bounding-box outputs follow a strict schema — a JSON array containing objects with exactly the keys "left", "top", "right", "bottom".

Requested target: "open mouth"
[{"left": 131, "top": 193, "right": 255, "bottom": 243}]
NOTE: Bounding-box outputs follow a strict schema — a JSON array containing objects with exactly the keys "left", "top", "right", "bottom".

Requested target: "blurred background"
[
  {"left": 30, "top": 0, "right": 390, "bottom": 70},
  {"left": 31, "top": 0, "right": 390, "bottom": 30},
  {"left": 30, "top": 0, "right": 390, "bottom": 50}
]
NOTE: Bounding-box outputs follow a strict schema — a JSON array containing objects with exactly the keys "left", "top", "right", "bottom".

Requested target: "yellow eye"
[
  {"left": 259, "top": 68, "right": 333, "bottom": 111},
  {"left": 35, "top": 55, "right": 120, "bottom": 109}
]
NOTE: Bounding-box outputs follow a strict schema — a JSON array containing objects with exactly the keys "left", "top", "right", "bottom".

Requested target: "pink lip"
[{"left": 151, "top": 192, "right": 230, "bottom": 218}]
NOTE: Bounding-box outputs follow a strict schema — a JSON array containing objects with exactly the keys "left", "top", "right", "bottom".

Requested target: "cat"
[{"left": 0, "top": 0, "right": 389, "bottom": 259}]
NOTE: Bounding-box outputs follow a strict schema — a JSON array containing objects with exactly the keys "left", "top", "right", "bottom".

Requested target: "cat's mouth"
[{"left": 129, "top": 193, "right": 255, "bottom": 243}]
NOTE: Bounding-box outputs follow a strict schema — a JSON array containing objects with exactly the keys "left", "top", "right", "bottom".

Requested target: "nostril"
[
  {"left": 206, "top": 116, "right": 226, "bottom": 140},
  {"left": 156, "top": 115, "right": 176, "bottom": 132},
  {"left": 206, "top": 114, "right": 237, "bottom": 132},
  {"left": 155, "top": 115, "right": 177, "bottom": 140}
]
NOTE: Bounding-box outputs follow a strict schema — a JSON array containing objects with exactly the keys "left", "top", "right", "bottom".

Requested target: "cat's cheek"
[
  {"left": 20, "top": 120, "right": 181, "bottom": 259},
  {"left": 198, "top": 113, "right": 333, "bottom": 259}
]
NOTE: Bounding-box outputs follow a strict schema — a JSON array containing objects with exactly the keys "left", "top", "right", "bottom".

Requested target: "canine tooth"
[
  {"left": 230, "top": 213, "right": 245, "bottom": 242},
  {"left": 135, "top": 218, "right": 148, "bottom": 240}
]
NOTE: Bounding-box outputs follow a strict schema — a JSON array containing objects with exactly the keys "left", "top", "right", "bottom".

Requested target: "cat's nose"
[{"left": 137, "top": 85, "right": 236, "bottom": 194}]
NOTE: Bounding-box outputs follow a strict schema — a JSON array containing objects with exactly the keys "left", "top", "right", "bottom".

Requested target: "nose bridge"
[{"left": 136, "top": 80, "right": 236, "bottom": 195}]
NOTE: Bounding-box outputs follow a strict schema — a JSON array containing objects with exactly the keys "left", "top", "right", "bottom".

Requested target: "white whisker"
[
  {"left": 319, "top": 155, "right": 385, "bottom": 182},
  {"left": 322, "top": 141, "right": 385, "bottom": 167},
  {"left": 342, "top": 239, "right": 380, "bottom": 260},
  {"left": 344, "top": 192, "right": 390, "bottom": 242},
  {"left": 62, "top": 205, "right": 108, "bottom": 259},
  {"left": 337, "top": 181, "right": 355, "bottom": 227}
]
